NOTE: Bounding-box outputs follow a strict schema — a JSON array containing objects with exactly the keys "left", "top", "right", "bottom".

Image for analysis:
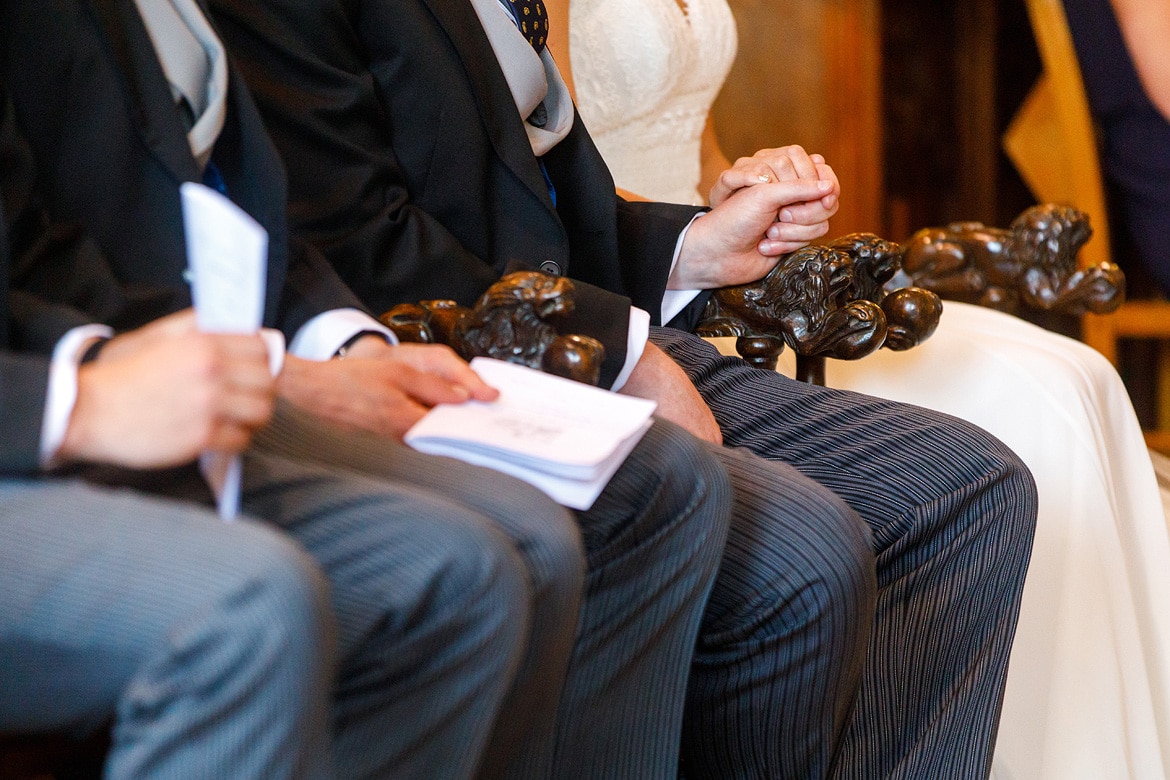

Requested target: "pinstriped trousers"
[
  {"left": 652, "top": 327, "right": 1038, "bottom": 780},
  {"left": 252, "top": 404, "right": 732, "bottom": 779},
  {"left": 2, "top": 438, "right": 539, "bottom": 779},
  {"left": 0, "top": 481, "right": 336, "bottom": 778}
]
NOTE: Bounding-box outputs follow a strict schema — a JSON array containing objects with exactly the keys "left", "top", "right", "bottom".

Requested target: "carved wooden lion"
[
  {"left": 380, "top": 271, "right": 607, "bottom": 385},
  {"left": 897, "top": 203, "right": 1125, "bottom": 315}
]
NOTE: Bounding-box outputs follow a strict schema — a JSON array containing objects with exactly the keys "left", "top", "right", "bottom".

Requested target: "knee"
[
  {"left": 221, "top": 525, "right": 336, "bottom": 665},
  {"left": 612, "top": 420, "right": 733, "bottom": 557},
  {"left": 708, "top": 475, "right": 875, "bottom": 651},
  {"left": 428, "top": 522, "right": 533, "bottom": 665},
  {"left": 785, "top": 491, "right": 876, "bottom": 632},
  {"left": 961, "top": 425, "right": 1039, "bottom": 551}
]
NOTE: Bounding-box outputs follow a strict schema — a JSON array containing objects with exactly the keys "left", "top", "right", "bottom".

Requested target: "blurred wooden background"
[{"left": 711, "top": 0, "right": 1039, "bottom": 240}]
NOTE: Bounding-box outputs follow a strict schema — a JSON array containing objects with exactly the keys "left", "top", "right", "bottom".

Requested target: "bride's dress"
[
  {"left": 571, "top": 0, "right": 736, "bottom": 206},
  {"left": 571, "top": 1, "right": 1170, "bottom": 777}
]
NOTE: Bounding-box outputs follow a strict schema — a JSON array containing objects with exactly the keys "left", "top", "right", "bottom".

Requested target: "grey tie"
[{"left": 133, "top": 0, "right": 227, "bottom": 169}]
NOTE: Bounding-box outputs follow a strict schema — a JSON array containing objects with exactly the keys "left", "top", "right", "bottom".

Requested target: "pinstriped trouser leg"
[
  {"left": 681, "top": 445, "right": 877, "bottom": 779},
  {"left": 254, "top": 405, "right": 732, "bottom": 779},
  {"left": 252, "top": 404, "right": 583, "bottom": 778},
  {"left": 238, "top": 450, "right": 533, "bottom": 780},
  {"left": 654, "top": 328, "right": 1038, "bottom": 779},
  {"left": 0, "top": 480, "right": 336, "bottom": 780},
  {"left": 551, "top": 419, "right": 731, "bottom": 778}
]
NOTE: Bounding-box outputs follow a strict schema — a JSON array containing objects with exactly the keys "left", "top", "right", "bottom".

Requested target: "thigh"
[
  {"left": 0, "top": 479, "right": 308, "bottom": 734},
  {"left": 653, "top": 328, "right": 1032, "bottom": 551},
  {"left": 237, "top": 447, "right": 528, "bottom": 659},
  {"left": 251, "top": 402, "right": 583, "bottom": 566}
]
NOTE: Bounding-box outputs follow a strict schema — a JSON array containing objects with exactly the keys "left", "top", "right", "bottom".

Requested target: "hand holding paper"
[{"left": 180, "top": 182, "right": 269, "bottom": 520}]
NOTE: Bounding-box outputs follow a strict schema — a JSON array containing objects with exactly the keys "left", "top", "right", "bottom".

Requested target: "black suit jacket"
[
  {"left": 211, "top": 0, "right": 707, "bottom": 387},
  {"left": 0, "top": 0, "right": 368, "bottom": 341},
  {"left": 0, "top": 193, "right": 51, "bottom": 474},
  {"left": 0, "top": 91, "right": 103, "bottom": 474}
]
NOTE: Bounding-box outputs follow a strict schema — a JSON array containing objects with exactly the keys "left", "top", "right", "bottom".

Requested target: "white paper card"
[
  {"left": 405, "top": 358, "right": 657, "bottom": 510},
  {"left": 181, "top": 182, "right": 269, "bottom": 521}
]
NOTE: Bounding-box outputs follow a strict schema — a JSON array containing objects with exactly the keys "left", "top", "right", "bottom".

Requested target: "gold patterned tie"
[{"left": 507, "top": 0, "right": 547, "bottom": 53}]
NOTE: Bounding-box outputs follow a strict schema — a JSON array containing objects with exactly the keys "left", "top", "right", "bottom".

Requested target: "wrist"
[
  {"left": 335, "top": 331, "right": 393, "bottom": 360},
  {"left": 56, "top": 365, "right": 101, "bottom": 463}
]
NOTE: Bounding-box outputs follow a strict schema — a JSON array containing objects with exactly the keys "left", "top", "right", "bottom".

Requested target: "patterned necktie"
[{"left": 507, "top": 0, "right": 547, "bottom": 53}]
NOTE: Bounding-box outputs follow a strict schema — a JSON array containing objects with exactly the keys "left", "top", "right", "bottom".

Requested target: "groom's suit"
[
  {"left": 212, "top": 0, "right": 1040, "bottom": 777},
  {"left": 1, "top": 1, "right": 734, "bottom": 777},
  {"left": 211, "top": 0, "right": 707, "bottom": 387}
]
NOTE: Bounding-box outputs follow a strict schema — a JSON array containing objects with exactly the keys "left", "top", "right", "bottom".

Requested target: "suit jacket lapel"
[
  {"left": 418, "top": 0, "right": 556, "bottom": 212},
  {"left": 90, "top": 0, "right": 200, "bottom": 184}
]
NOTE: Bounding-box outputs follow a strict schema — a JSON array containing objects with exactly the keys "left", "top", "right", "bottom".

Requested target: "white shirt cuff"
[
  {"left": 609, "top": 306, "right": 650, "bottom": 392},
  {"left": 40, "top": 324, "right": 115, "bottom": 466},
  {"left": 259, "top": 328, "right": 286, "bottom": 376},
  {"left": 661, "top": 213, "right": 704, "bottom": 324},
  {"left": 287, "top": 308, "right": 397, "bottom": 360}
]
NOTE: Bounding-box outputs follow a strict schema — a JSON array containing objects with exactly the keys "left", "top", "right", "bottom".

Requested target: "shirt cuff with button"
[
  {"left": 287, "top": 308, "right": 397, "bottom": 360},
  {"left": 40, "top": 324, "right": 115, "bottom": 467},
  {"left": 661, "top": 212, "right": 704, "bottom": 325}
]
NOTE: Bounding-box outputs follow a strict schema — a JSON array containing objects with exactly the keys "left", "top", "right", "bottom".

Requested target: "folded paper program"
[{"left": 405, "top": 358, "right": 656, "bottom": 509}]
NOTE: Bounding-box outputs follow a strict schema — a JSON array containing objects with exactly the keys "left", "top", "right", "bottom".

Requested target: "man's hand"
[
  {"left": 59, "top": 310, "right": 277, "bottom": 468},
  {"left": 672, "top": 177, "right": 837, "bottom": 290},
  {"left": 277, "top": 341, "right": 498, "bottom": 441},
  {"left": 676, "top": 145, "right": 841, "bottom": 289},
  {"left": 619, "top": 342, "right": 722, "bottom": 445}
]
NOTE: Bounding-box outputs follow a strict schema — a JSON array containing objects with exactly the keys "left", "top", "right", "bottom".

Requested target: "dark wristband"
[{"left": 334, "top": 330, "right": 391, "bottom": 359}]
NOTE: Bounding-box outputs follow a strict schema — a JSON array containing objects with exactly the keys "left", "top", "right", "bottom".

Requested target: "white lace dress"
[
  {"left": 570, "top": 0, "right": 736, "bottom": 205},
  {"left": 570, "top": 2, "right": 1170, "bottom": 777}
]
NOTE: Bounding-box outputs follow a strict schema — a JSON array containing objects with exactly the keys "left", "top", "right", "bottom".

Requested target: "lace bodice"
[{"left": 570, "top": 0, "right": 737, "bottom": 205}]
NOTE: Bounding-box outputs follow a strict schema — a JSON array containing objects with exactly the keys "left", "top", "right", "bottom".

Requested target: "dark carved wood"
[
  {"left": 383, "top": 208, "right": 1109, "bottom": 390},
  {"left": 895, "top": 203, "right": 1125, "bottom": 316},
  {"left": 380, "top": 271, "right": 607, "bottom": 386},
  {"left": 694, "top": 234, "right": 943, "bottom": 379}
]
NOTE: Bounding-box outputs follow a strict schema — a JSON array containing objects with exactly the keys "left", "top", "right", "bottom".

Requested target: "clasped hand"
[{"left": 671, "top": 145, "right": 841, "bottom": 290}]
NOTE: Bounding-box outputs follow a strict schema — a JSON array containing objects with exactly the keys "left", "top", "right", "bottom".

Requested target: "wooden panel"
[{"left": 712, "top": 0, "right": 884, "bottom": 235}]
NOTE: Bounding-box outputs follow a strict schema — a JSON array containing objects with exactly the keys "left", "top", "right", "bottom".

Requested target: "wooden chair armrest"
[
  {"left": 380, "top": 271, "right": 607, "bottom": 386},
  {"left": 694, "top": 233, "right": 943, "bottom": 383}
]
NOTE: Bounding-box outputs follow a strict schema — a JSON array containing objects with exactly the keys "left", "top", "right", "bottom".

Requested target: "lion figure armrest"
[
  {"left": 379, "top": 271, "right": 607, "bottom": 386},
  {"left": 695, "top": 235, "right": 943, "bottom": 382},
  {"left": 899, "top": 203, "right": 1126, "bottom": 316}
]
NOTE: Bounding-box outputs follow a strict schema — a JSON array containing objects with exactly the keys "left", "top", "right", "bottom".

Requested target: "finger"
[
  {"left": 384, "top": 404, "right": 429, "bottom": 441},
  {"left": 815, "top": 162, "right": 841, "bottom": 205},
  {"left": 709, "top": 165, "right": 780, "bottom": 207},
  {"left": 776, "top": 199, "right": 837, "bottom": 227},
  {"left": 777, "top": 145, "right": 819, "bottom": 181},
  {"left": 745, "top": 178, "right": 835, "bottom": 213},
  {"left": 216, "top": 335, "right": 280, "bottom": 378},
  {"left": 218, "top": 388, "right": 277, "bottom": 429},
  {"left": 758, "top": 223, "right": 831, "bottom": 255},
  {"left": 204, "top": 423, "right": 255, "bottom": 456},
  {"left": 383, "top": 361, "right": 477, "bottom": 407},
  {"left": 766, "top": 220, "right": 832, "bottom": 244},
  {"left": 397, "top": 344, "right": 500, "bottom": 401}
]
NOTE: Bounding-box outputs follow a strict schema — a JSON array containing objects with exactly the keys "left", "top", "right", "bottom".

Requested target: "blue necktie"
[{"left": 507, "top": 0, "right": 547, "bottom": 53}]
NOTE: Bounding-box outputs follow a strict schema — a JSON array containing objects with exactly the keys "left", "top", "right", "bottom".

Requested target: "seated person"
[
  {"left": 0, "top": 2, "right": 734, "bottom": 776},
  {"left": 1, "top": 251, "right": 337, "bottom": 777},
  {"left": 557, "top": 0, "right": 1170, "bottom": 776},
  {"left": 208, "top": 0, "right": 1039, "bottom": 776},
  {"left": 1065, "top": 0, "right": 1170, "bottom": 296},
  {"left": 0, "top": 96, "right": 532, "bottom": 778}
]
